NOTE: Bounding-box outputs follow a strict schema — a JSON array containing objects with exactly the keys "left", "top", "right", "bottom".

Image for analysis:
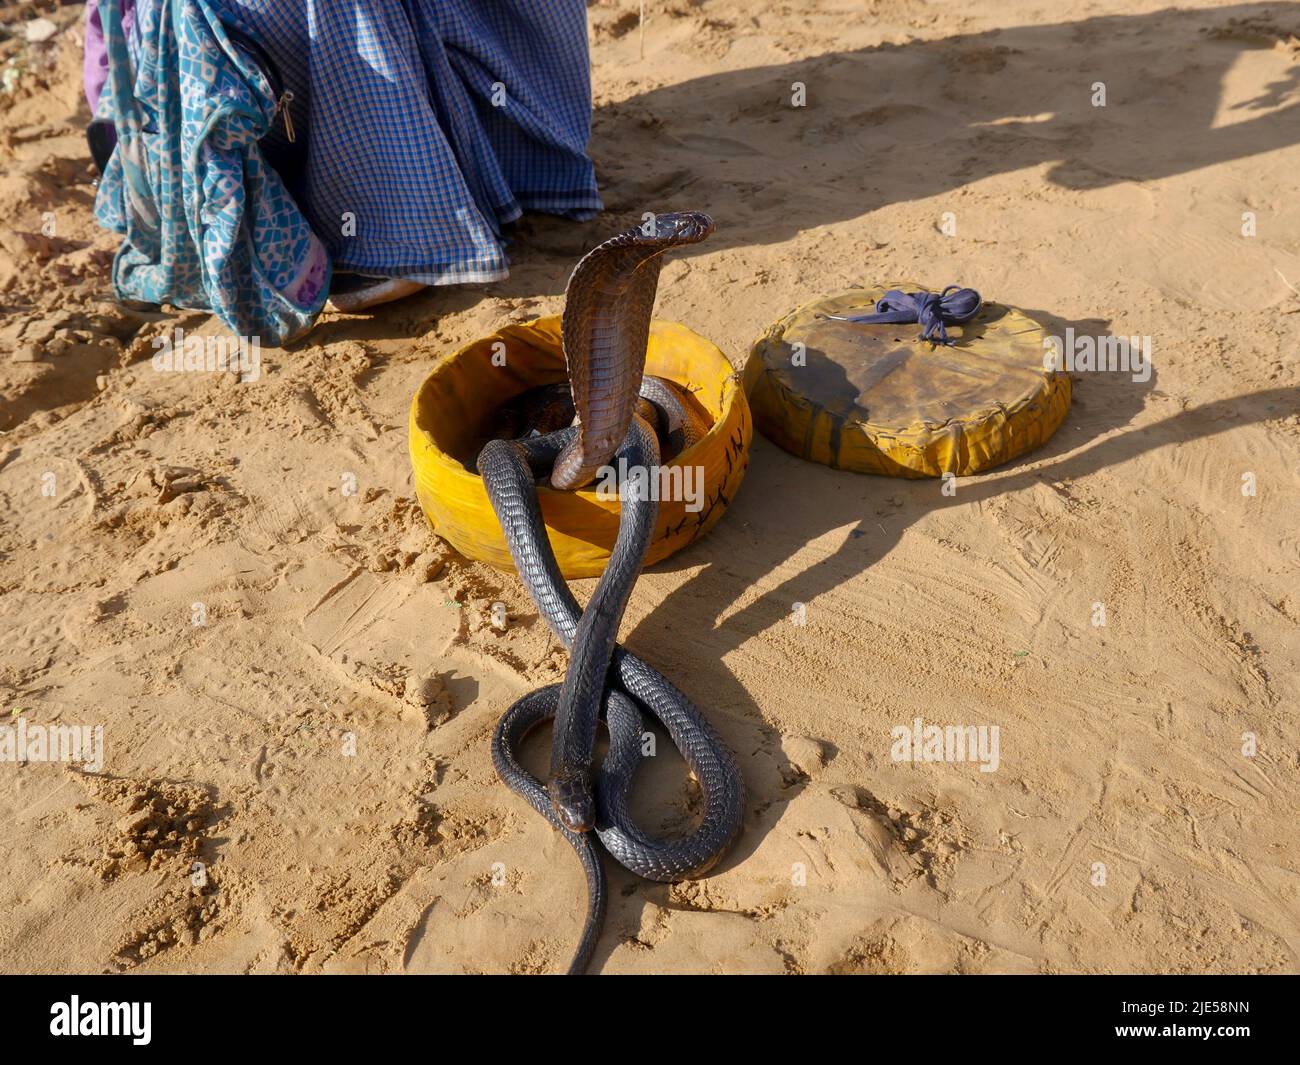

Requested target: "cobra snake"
[{"left": 477, "top": 212, "right": 746, "bottom": 974}]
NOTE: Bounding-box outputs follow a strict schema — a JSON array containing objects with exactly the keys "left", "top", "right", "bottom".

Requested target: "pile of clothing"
[{"left": 86, "top": 0, "right": 602, "bottom": 342}]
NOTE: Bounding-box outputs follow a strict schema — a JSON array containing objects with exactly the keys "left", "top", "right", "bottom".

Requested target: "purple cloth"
[{"left": 83, "top": 0, "right": 134, "bottom": 111}]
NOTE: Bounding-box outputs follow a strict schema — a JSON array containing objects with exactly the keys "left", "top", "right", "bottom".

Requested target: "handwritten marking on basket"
[{"left": 658, "top": 426, "right": 746, "bottom": 542}]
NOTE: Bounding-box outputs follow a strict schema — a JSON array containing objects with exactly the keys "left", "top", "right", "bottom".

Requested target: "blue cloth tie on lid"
[{"left": 824, "top": 286, "right": 983, "bottom": 345}]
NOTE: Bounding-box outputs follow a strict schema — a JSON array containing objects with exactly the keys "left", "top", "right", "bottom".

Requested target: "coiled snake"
[{"left": 477, "top": 212, "right": 746, "bottom": 974}]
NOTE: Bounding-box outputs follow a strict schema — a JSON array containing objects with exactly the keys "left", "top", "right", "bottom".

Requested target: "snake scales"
[{"left": 477, "top": 212, "right": 745, "bottom": 974}]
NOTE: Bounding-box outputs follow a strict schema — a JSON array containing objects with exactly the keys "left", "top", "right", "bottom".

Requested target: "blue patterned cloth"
[
  {"left": 210, "top": 0, "right": 602, "bottom": 283},
  {"left": 93, "top": 0, "right": 601, "bottom": 337},
  {"left": 94, "top": 0, "right": 331, "bottom": 343}
]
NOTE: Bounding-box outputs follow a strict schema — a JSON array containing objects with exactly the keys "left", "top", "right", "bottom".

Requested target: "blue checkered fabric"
[
  {"left": 94, "top": 0, "right": 331, "bottom": 344},
  {"left": 210, "top": 0, "right": 602, "bottom": 283}
]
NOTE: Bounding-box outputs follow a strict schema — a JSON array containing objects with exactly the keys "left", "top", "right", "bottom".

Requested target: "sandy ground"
[{"left": 1, "top": 0, "right": 1297, "bottom": 974}]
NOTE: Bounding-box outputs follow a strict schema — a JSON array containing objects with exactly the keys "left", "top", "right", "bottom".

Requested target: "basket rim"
[{"left": 409, "top": 314, "right": 744, "bottom": 500}]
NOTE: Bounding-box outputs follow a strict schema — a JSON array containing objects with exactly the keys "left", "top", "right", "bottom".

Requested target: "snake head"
[
  {"left": 635, "top": 210, "right": 714, "bottom": 247},
  {"left": 549, "top": 770, "right": 595, "bottom": 833}
]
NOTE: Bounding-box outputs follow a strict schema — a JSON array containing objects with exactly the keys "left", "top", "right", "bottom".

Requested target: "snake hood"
[{"left": 551, "top": 211, "right": 715, "bottom": 490}]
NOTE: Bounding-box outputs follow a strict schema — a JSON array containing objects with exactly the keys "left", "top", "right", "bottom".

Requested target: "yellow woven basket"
[
  {"left": 409, "top": 315, "right": 751, "bottom": 579},
  {"left": 744, "top": 283, "right": 1071, "bottom": 477}
]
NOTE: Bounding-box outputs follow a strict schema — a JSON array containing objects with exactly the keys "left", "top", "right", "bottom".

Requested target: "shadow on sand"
[{"left": 298, "top": 4, "right": 1299, "bottom": 964}]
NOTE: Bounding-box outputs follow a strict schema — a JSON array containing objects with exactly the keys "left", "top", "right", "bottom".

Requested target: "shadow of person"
[
  {"left": 590, "top": 3, "right": 1300, "bottom": 245},
  {"left": 304, "top": 3, "right": 1300, "bottom": 353}
]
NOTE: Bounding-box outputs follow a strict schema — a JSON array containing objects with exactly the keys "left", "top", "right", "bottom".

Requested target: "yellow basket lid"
[{"left": 744, "top": 282, "right": 1071, "bottom": 478}]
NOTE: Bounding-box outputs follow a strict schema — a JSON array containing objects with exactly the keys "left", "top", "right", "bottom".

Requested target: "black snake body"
[{"left": 478, "top": 212, "right": 745, "bottom": 974}]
